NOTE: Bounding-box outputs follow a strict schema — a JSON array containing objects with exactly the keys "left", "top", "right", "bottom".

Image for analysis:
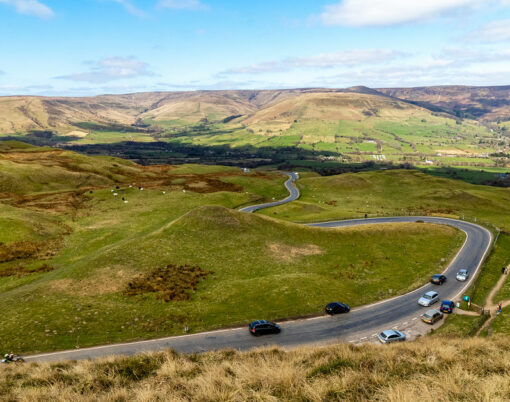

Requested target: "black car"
[
  {"left": 248, "top": 320, "right": 281, "bottom": 336},
  {"left": 430, "top": 274, "right": 447, "bottom": 285},
  {"left": 325, "top": 302, "right": 350, "bottom": 315}
]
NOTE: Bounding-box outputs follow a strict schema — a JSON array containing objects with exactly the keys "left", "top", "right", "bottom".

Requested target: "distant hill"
[
  {"left": 1, "top": 86, "right": 509, "bottom": 136},
  {"left": 378, "top": 85, "right": 510, "bottom": 121},
  {"left": 239, "top": 91, "right": 430, "bottom": 132}
]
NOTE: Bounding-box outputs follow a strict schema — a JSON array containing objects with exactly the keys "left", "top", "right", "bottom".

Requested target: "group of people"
[{"left": 1, "top": 352, "right": 20, "bottom": 363}]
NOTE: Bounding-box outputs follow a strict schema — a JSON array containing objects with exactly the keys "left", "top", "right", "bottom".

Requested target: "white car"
[
  {"left": 456, "top": 269, "right": 469, "bottom": 281},
  {"left": 418, "top": 291, "right": 439, "bottom": 307}
]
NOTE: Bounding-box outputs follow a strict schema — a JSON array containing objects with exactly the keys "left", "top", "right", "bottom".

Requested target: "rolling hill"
[
  {"left": 0, "top": 86, "right": 509, "bottom": 170},
  {"left": 379, "top": 85, "right": 510, "bottom": 121},
  {"left": 0, "top": 143, "right": 463, "bottom": 353}
]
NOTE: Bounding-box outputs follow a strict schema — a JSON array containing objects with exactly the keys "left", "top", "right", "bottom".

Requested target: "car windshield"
[
  {"left": 423, "top": 314, "right": 431, "bottom": 319},
  {"left": 424, "top": 294, "right": 432, "bottom": 299}
]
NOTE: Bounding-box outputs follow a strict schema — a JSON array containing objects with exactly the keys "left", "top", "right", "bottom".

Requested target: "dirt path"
[{"left": 476, "top": 266, "right": 510, "bottom": 335}]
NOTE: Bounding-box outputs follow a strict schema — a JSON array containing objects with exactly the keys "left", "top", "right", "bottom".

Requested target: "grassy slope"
[
  {"left": 2, "top": 337, "right": 510, "bottom": 401},
  {"left": 259, "top": 169, "right": 510, "bottom": 231},
  {"left": 2, "top": 90, "right": 504, "bottom": 168},
  {"left": 258, "top": 169, "right": 510, "bottom": 336},
  {"left": 166, "top": 92, "right": 498, "bottom": 164},
  {"left": 0, "top": 204, "right": 462, "bottom": 353},
  {"left": 0, "top": 145, "right": 465, "bottom": 353},
  {"left": 471, "top": 234, "right": 510, "bottom": 306}
]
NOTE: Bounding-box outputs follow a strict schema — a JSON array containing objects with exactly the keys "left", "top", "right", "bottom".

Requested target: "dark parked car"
[
  {"left": 325, "top": 302, "right": 350, "bottom": 315},
  {"left": 430, "top": 274, "right": 447, "bottom": 285},
  {"left": 248, "top": 320, "right": 281, "bottom": 336},
  {"left": 440, "top": 300, "right": 455, "bottom": 313}
]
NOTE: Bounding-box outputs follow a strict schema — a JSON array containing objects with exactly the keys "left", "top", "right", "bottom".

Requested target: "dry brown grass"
[
  {"left": 2, "top": 336, "right": 510, "bottom": 401},
  {"left": 49, "top": 267, "right": 134, "bottom": 296},
  {"left": 268, "top": 243, "right": 323, "bottom": 262}
]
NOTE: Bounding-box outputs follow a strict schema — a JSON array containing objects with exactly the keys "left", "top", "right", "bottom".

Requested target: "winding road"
[
  {"left": 239, "top": 172, "right": 300, "bottom": 212},
  {"left": 25, "top": 173, "right": 493, "bottom": 362}
]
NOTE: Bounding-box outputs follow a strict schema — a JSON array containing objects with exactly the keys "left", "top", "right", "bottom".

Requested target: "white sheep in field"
[
  {"left": 113, "top": 193, "right": 118, "bottom": 196},
  {"left": 162, "top": 191, "right": 166, "bottom": 194}
]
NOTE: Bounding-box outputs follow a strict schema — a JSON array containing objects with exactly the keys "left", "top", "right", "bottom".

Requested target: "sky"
[{"left": 0, "top": 0, "right": 510, "bottom": 96}]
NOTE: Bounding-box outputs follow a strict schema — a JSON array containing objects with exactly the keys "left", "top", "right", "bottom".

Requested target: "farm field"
[{"left": 0, "top": 143, "right": 464, "bottom": 354}]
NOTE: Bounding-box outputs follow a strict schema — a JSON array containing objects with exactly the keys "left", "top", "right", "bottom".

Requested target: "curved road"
[
  {"left": 25, "top": 174, "right": 492, "bottom": 362},
  {"left": 239, "top": 172, "right": 300, "bottom": 212}
]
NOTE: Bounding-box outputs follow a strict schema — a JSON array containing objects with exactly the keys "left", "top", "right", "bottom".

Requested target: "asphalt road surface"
[
  {"left": 25, "top": 176, "right": 492, "bottom": 362},
  {"left": 239, "top": 172, "right": 300, "bottom": 212}
]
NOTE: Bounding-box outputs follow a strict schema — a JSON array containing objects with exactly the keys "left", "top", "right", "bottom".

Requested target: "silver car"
[
  {"left": 418, "top": 291, "right": 439, "bottom": 306},
  {"left": 456, "top": 269, "right": 469, "bottom": 281},
  {"left": 378, "top": 330, "right": 406, "bottom": 344}
]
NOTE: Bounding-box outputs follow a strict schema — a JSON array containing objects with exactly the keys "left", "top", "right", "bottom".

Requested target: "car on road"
[
  {"left": 248, "top": 320, "right": 281, "bottom": 336},
  {"left": 440, "top": 300, "right": 455, "bottom": 314},
  {"left": 378, "top": 330, "right": 406, "bottom": 344},
  {"left": 430, "top": 274, "right": 447, "bottom": 285},
  {"left": 456, "top": 269, "right": 469, "bottom": 281},
  {"left": 325, "top": 302, "right": 350, "bottom": 315},
  {"left": 418, "top": 291, "right": 439, "bottom": 307},
  {"left": 421, "top": 309, "right": 443, "bottom": 324}
]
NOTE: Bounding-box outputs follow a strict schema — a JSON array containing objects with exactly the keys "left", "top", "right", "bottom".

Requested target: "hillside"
[
  {"left": 2, "top": 336, "right": 509, "bottom": 401},
  {"left": 0, "top": 86, "right": 508, "bottom": 171},
  {"left": 379, "top": 85, "right": 510, "bottom": 121},
  {"left": 0, "top": 89, "right": 318, "bottom": 135},
  {"left": 0, "top": 144, "right": 465, "bottom": 353},
  {"left": 261, "top": 169, "right": 510, "bottom": 230}
]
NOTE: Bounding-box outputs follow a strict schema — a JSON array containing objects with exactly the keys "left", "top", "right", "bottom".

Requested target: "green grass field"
[
  {"left": 470, "top": 234, "right": 510, "bottom": 306},
  {"left": 258, "top": 169, "right": 510, "bottom": 231},
  {"left": 0, "top": 144, "right": 467, "bottom": 353}
]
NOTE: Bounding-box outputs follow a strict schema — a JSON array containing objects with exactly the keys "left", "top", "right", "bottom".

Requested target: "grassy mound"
[{"left": 2, "top": 336, "right": 510, "bottom": 401}]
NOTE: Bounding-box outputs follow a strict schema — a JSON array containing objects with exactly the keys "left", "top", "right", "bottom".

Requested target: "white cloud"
[
  {"left": 56, "top": 57, "right": 155, "bottom": 84},
  {"left": 157, "top": 0, "right": 207, "bottom": 11},
  {"left": 110, "top": 0, "right": 146, "bottom": 17},
  {"left": 468, "top": 19, "right": 510, "bottom": 42},
  {"left": 0, "top": 0, "right": 54, "bottom": 18},
  {"left": 320, "top": 0, "right": 482, "bottom": 27},
  {"left": 219, "top": 50, "right": 403, "bottom": 76}
]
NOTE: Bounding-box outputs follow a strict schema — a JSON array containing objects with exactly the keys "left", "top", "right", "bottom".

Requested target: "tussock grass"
[
  {"left": 124, "top": 264, "right": 212, "bottom": 302},
  {"left": 2, "top": 336, "right": 510, "bottom": 401}
]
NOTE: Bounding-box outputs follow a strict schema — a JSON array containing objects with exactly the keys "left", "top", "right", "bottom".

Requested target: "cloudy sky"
[{"left": 0, "top": 0, "right": 510, "bottom": 96}]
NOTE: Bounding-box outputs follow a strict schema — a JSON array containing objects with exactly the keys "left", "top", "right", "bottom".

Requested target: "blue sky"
[{"left": 0, "top": 0, "right": 510, "bottom": 96}]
